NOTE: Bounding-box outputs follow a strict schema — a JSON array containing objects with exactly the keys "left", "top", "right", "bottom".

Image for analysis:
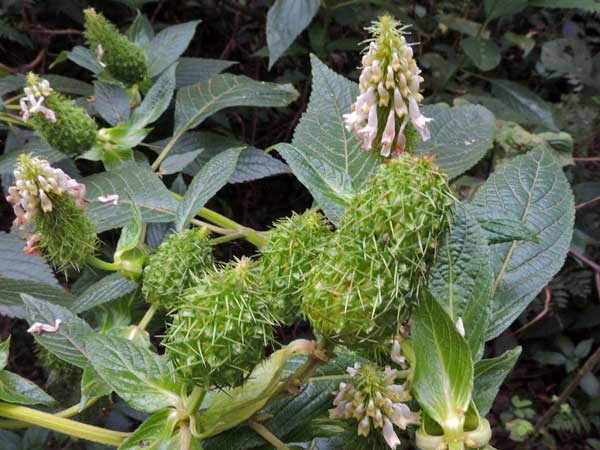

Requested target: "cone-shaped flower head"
[
  {"left": 142, "top": 227, "right": 215, "bottom": 309},
  {"left": 330, "top": 363, "right": 420, "bottom": 449},
  {"left": 7, "top": 154, "right": 98, "bottom": 271},
  {"left": 21, "top": 74, "right": 98, "bottom": 157},
  {"left": 84, "top": 9, "right": 149, "bottom": 86},
  {"left": 164, "top": 257, "right": 275, "bottom": 388},
  {"left": 344, "top": 15, "right": 431, "bottom": 157},
  {"left": 303, "top": 154, "right": 454, "bottom": 352},
  {"left": 259, "top": 210, "right": 332, "bottom": 325}
]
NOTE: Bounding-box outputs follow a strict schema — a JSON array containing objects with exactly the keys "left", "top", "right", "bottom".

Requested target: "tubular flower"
[
  {"left": 344, "top": 15, "right": 431, "bottom": 157},
  {"left": 330, "top": 363, "right": 420, "bottom": 449},
  {"left": 6, "top": 154, "right": 98, "bottom": 271}
]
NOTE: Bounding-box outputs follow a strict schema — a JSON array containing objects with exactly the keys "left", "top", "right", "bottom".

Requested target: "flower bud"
[
  {"left": 164, "top": 257, "right": 275, "bottom": 388},
  {"left": 343, "top": 15, "right": 430, "bottom": 157},
  {"left": 142, "top": 227, "right": 214, "bottom": 309},
  {"left": 7, "top": 154, "right": 98, "bottom": 271},
  {"left": 303, "top": 154, "right": 454, "bottom": 352},
  {"left": 258, "top": 210, "right": 332, "bottom": 325},
  {"left": 84, "top": 9, "right": 149, "bottom": 86},
  {"left": 22, "top": 74, "right": 98, "bottom": 157}
]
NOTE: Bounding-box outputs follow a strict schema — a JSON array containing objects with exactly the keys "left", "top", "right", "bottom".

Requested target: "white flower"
[
  {"left": 98, "top": 194, "right": 119, "bottom": 205},
  {"left": 96, "top": 44, "right": 107, "bottom": 68},
  {"left": 19, "top": 78, "right": 56, "bottom": 123},
  {"left": 383, "top": 418, "right": 401, "bottom": 449},
  {"left": 27, "top": 319, "right": 62, "bottom": 334},
  {"left": 358, "top": 104, "right": 378, "bottom": 150},
  {"left": 381, "top": 109, "right": 396, "bottom": 157},
  {"left": 408, "top": 96, "right": 432, "bottom": 141}
]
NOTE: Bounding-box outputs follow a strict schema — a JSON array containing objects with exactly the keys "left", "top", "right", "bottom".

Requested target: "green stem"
[
  {"left": 198, "top": 207, "right": 268, "bottom": 249},
  {"left": 0, "top": 402, "right": 128, "bottom": 446},
  {"left": 185, "top": 386, "right": 206, "bottom": 416},
  {"left": 209, "top": 231, "right": 248, "bottom": 246},
  {"left": 87, "top": 255, "right": 120, "bottom": 272},
  {"left": 248, "top": 420, "right": 290, "bottom": 450},
  {"left": 0, "top": 113, "right": 31, "bottom": 128},
  {"left": 151, "top": 127, "right": 186, "bottom": 171},
  {"left": 0, "top": 397, "right": 99, "bottom": 429},
  {"left": 137, "top": 303, "right": 159, "bottom": 332}
]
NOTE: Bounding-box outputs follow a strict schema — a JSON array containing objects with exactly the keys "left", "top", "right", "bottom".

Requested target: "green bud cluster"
[
  {"left": 258, "top": 210, "right": 332, "bottom": 324},
  {"left": 303, "top": 154, "right": 454, "bottom": 351},
  {"left": 24, "top": 74, "right": 97, "bottom": 157},
  {"left": 142, "top": 228, "right": 214, "bottom": 309},
  {"left": 164, "top": 257, "right": 274, "bottom": 388},
  {"left": 84, "top": 9, "right": 149, "bottom": 86}
]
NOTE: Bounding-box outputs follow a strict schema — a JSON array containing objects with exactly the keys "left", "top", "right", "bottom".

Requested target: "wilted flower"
[
  {"left": 344, "top": 15, "right": 431, "bottom": 157},
  {"left": 330, "top": 363, "right": 420, "bottom": 449}
]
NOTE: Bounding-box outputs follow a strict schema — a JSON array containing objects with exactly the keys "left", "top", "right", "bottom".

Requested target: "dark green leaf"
[
  {"left": 0, "top": 232, "right": 59, "bottom": 286},
  {"left": 94, "top": 82, "right": 130, "bottom": 126},
  {"left": 0, "top": 277, "right": 73, "bottom": 319},
  {"left": 476, "top": 217, "right": 540, "bottom": 244},
  {"left": 529, "top": 0, "right": 600, "bottom": 11},
  {"left": 175, "top": 57, "right": 236, "bottom": 87},
  {"left": 72, "top": 274, "right": 138, "bottom": 314},
  {"left": 461, "top": 37, "right": 501, "bottom": 71},
  {"left": 81, "top": 365, "right": 112, "bottom": 407},
  {"left": 473, "top": 347, "right": 521, "bottom": 415},
  {"left": 147, "top": 21, "right": 201, "bottom": 78},
  {"left": 118, "top": 408, "right": 179, "bottom": 450},
  {"left": 0, "top": 371, "right": 55, "bottom": 406},
  {"left": 160, "top": 149, "right": 203, "bottom": 175},
  {"left": 130, "top": 64, "right": 177, "bottom": 129},
  {"left": 484, "top": 0, "right": 528, "bottom": 20}
]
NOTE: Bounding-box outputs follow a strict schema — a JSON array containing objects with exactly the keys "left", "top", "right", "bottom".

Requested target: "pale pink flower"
[
  {"left": 408, "top": 95, "right": 432, "bottom": 141},
  {"left": 27, "top": 319, "right": 62, "bottom": 334}
]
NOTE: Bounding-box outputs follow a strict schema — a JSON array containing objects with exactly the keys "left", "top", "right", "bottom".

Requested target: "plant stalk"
[
  {"left": 137, "top": 303, "right": 159, "bottom": 332},
  {"left": 248, "top": 420, "right": 290, "bottom": 450},
  {"left": 86, "top": 255, "right": 120, "bottom": 271},
  {"left": 0, "top": 397, "right": 99, "bottom": 429},
  {"left": 185, "top": 386, "right": 206, "bottom": 416}
]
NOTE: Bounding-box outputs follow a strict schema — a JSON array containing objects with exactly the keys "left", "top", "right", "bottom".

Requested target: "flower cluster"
[
  {"left": 7, "top": 154, "right": 86, "bottom": 229},
  {"left": 330, "top": 363, "right": 420, "bottom": 449},
  {"left": 344, "top": 15, "right": 431, "bottom": 157},
  {"left": 19, "top": 76, "right": 56, "bottom": 123}
]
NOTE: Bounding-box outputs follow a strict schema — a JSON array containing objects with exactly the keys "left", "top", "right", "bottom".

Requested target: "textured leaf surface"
[
  {"left": 229, "top": 149, "right": 290, "bottom": 183},
  {"left": 175, "top": 147, "right": 242, "bottom": 230},
  {"left": 471, "top": 148, "right": 575, "bottom": 339},
  {"left": 266, "top": 0, "right": 320, "bottom": 68},
  {"left": 0, "top": 277, "right": 73, "bottom": 319},
  {"left": 413, "top": 293, "right": 473, "bottom": 429},
  {"left": 85, "top": 335, "right": 180, "bottom": 413},
  {"left": 130, "top": 64, "right": 176, "bottom": 129},
  {"left": 473, "top": 347, "right": 522, "bottom": 416},
  {"left": 94, "top": 82, "right": 130, "bottom": 126},
  {"left": 160, "top": 149, "right": 203, "bottom": 175},
  {"left": 80, "top": 365, "right": 112, "bottom": 406},
  {"left": 147, "top": 21, "right": 200, "bottom": 77},
  {"left": 416, "top": 105, "right": 495, "bottom": 179},
  {"left": 72, "top": 274, "right": 138, "bottom": 314},
  {"left": 174, "top": 74, "right": 298, "bottom": 133},
  {"left": 0, "top": 371, "right": 55, "bottom": 406},
  {"left": 84, "top": 163, "right": 178, "bottom": 232},
  {"left": 118, "top": 409, "right": 179, "bottom": 450},
  {"left": 273, "top": 55, "right": 378, "bottom": 223},
  {"left": 0, "top": 139, "right": 67, "bottom": 174},
  {"left": 175, "top": 57, "right": 236, "bottom": 87},
  {"left": 23, "top": 295, "right": 92, "bottom": 368},
  {"left": 429, "top": 204, "right": 494, "bottom": 357},
  {"left": 484, "top": 0, "right": 528, "bottom": 19},
  {"left": 0, "top": 232, "right": 58, "bottom": 286},
  {"left": 461, "top": 37, "right": 501, "bottom": 71}
]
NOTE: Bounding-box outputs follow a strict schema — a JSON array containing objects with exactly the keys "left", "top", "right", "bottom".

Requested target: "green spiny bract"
[
  {"left": 84, "top": 9, "right": 149, "bottom": 86},
  {"left": 303, "top": 154, "right": 454, "bottom": 351},
  {"left": 142, "top": 228, "right": 214, "bottom": 309},
  {"left": 25, "top": 75, "right": 97, "bottom": 157},
  {"left": 164, "top": 257, "right": 274, "bottom": 388},
  {"left": 259, "top": 210, "right": 332, "bottom": 325}
]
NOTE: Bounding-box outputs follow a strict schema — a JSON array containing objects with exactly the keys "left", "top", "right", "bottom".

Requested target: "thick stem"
[
  {"left": 198, "top": 208, "right": 268, "bottom": 249},
  {"left": 248, "top": 420, "right": 290, "bottom": 450},
  {"left": 137, "top": 303, "right": 159, "bottom": 332},
  {"left": 209, "top": 231, "right": 247, "bottom": 246},
  {"left": 86, "top": 255, "right": 120, "bottom": 272},
  {"left": 185, "top": 386, "right": 206, "bottom": 416},
  {"left": 0, "top": 402, "right": 128, "bottom": 446},
  {"left": 0, "top": 397, "right": 100, "bottom": 429}
]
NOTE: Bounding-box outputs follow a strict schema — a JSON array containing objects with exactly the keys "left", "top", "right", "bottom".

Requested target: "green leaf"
[
  {"left": 118, "top": 408, "right": 179, "bottom": 450},
  {"left": 45, "top": 75, "right": 94, "bottom": 97},
  {"left": 67, "top": 46, "right": 103, "bottom": 74},
  {"left": 174, "top": 74, "right": 298, "bottom": 134},
  {"left": 83, "top": 163, "right": 179, "bottom": 232},
  {"left": 529, "top": 0, "right": 600, "bottom": 11},
  {"left": 416, "top": 105, "right": 496, "bottom": 179},
  {"left": 175, "top": 57, "right": 236, "bottom": 88},
  {"left": 429, "top": 204, "right": 494, "bottom": 358},
  {"left": 471, "top": 148, "right": 575, "bottom": 339},
  {"left": 229, "top": 148, "right": 290, "bottom": 183},
  {"left": 461, "top": 37, "right": 501, "bottom": 71},
  {"left": 160, "top": 149, "right": 203, "bottom": 175},
  {"left": 502, "top": 32, "right": 535, "bottom": 57},
  {"left": 412, "top": 293, "right": 473, "bottom": 433},
  {"left": 0, "top": 371, "right": 56, "bottom": 406},
  {"left": 80, "top": 365, "right": 112, "bottom": 407},
  {"left": 22, "top": 295, "right": 93, "bottom": 369},
  {"left": 94, "top": 82, "right": 130, "bottom": 126},
  {"left": 85, "top": 335, "right": 180, "bottom": 413},
  {"left": 147, "top": 21, "right": 200, "bottom": 78},
  {"left": 488, "top": 78, "right": 558, "bottom": 131},
  {"left": 72, "top": 274, "right": 138, "bottom": 314},
  {"left": 476, "top": 217, "right": 540, "bottom": 244},
  {"left": 541, "top": 39, "right": 592, "bottom": 82},
  {"left": 130, "top": 64, "right": 177, "bottom": 129},
  {"left": 128, "top": 12, "right": 154, "bottom": 48},
  {"left": 0, "top": 277, "right": 74, "bottom": 319},
  {"left": 114, "top": 207, "right": 144, "bottom": 262},
  {"left": 473, "top": 347, "right": 521, "bottom": 416},
  {"left": 484, "top": 0, "right": 528, "bottom": 20},
  {"left": 0, "top": 232, "right": 59, "bottom": 287},
  {"left": 175, "top": 147, "right": 242, "bottom": 230},
  {"left": 266, "top": 0, "right": 320, "bottom": 69},
  {"left": 273, "top": 55, "right": 378, "bottom": 223},
  {"left": 0, "top": 337, "right": 10, "bottom": 370}
]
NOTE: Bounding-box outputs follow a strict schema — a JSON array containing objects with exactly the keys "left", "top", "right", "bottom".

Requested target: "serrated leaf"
[
  {"left": 266, "top": 0, "right": 320, "bottom": 69},
  {"left": 429, "top": 203, "right": 494, "bottom": 357},
  {"left": 130, "top": 64, "right": 176, "bottom": 129},
  {"left": 0, "top": 371, "right": 55, "bottom": 406},
  {"left": 85, "top": 335, "right": 180, "bottom": 413},
  {"left": 484, "top": 0, "right": 528, "bottom": 20},
  {"left": 0, "top": 277, "right": 73, "bottom": 319},
  {"left": 175, "top": 57, "right": 236, "bottom": 87},
  {"left": 416, "top": 105, "right": 495, "bottom": 178},
  {"left": 273, "top": 55, "right": 378, "bottom": 223},
  {"left": 476, "top": 217, "right": 540, "bottom": 244},
  {"left": 471, "top": 148, "right": 575, "bottom": 339},
  {"left": 413, "top": 293, "right": 473, "bottom": 432},
  {"left": 0, "top": 232, "right": 58, "bottom": 286},
  {"left": 83, "top": 163, "right": 179, "bottom": 232},
  {"left": 22, "top": 295, "right": 92, "bottom": 368},
  {"left": 229, "top": 149, "right": 290, "bottom": 183},
  {"left": 174, "top": 74, "right": 298, "bottom": 134},
  {"left": 529, "top": 0, "right": 600, "bottom": 10},
  {"left": 118, "top": 408, "right": 179, "bottom": 450},
  {"left": 81, "top": 365, "right": 112, "bottom": 407},
  {"left": 94, "top": 82, "right": 130, "bottom": 126},
  {"left": 473, "top": 347, "right": 521, "bottom": 416},
  {"left": 147, "top": 21, "right": 200, "bottom": 78},
  {"left": 461, "top": 37, "right": 501, "bottom": 71},
  {"left": 175, "top": 147, "right": 242, "bottom": 230},
  {"left": 160, "top": 149, "right": 203, "bottom": 175},
  {"left": 72, "top": 274, "right": 138, "bottom": 314}
]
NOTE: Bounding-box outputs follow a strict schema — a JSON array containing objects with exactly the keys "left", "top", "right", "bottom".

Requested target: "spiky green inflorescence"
[
  {"left": 84, "top": 9, "right": 149, "bottom": 86},
  {"left": 303, "top": 154, "right": 454, "bottom": 351},
  {"left": 259, "top": 210, "right": 332, "bottom": 325},
  {"left": 25, "top": 74, "right": 97, "bottom": 157},
  {"left": 164, "top": 257, "right": 274, "bottom": 388},
  {"left": 35, "top": 193, "right": 98, "bottom": 272},
  {"left": 142, "top": 228, "right": 214, "bottom": 309}
]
